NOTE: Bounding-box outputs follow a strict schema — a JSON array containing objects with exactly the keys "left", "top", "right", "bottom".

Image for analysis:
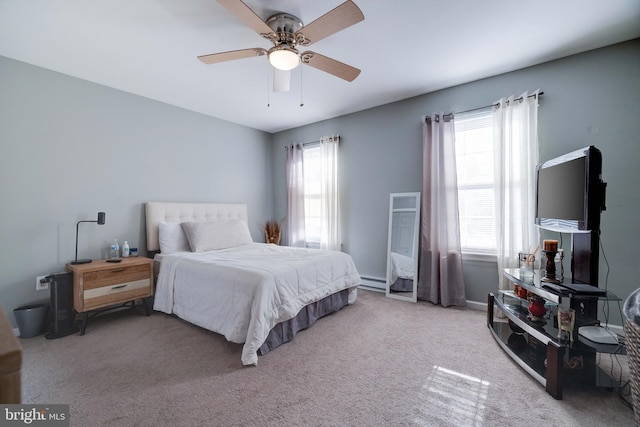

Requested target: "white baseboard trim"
[
  {"left": 466, "top": 300, "right": 487, "bottom": 311},
  {"left": 359, "top": 286, "right": 385, "bottom": 294},
  {"left": 357, "top": 290, "right": 492, "bottom": 310}
]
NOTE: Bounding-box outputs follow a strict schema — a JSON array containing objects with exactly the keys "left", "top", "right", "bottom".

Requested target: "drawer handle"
[
  {"left": 112, "top": 284, "right": 128, "bottom": 290},
  {"left": 111, "top": 269, "right": 126, "bottom": 273}
]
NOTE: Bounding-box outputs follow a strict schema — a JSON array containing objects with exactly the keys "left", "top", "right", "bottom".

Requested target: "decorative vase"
[
  {"left": 528, "top": 296, "right": 547, "bottom": 321},
  {"left": 262, "top": 217, "right": 285, "bottom": 245}
]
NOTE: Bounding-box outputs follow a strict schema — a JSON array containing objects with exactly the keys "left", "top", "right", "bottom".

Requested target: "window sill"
[{"left": 461, "top": 252, "right": 497, "bottom": 263}]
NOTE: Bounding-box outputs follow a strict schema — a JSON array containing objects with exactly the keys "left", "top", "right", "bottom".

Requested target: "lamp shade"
[{"left": 268, "top": 46, "right": 300, "bottom": 71}]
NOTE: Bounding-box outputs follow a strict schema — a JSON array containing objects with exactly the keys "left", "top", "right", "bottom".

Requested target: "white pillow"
[
  {"left": 181, "top": 220, "right": 253, "bottom": 252},
  {"left": 158, "top": 222, "right": 190, "bottom": 253}
]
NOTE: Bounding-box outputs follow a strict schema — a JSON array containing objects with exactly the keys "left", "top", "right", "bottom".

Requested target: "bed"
[{"left": 145, "top": 202, "right": 361, "bottom": 365}]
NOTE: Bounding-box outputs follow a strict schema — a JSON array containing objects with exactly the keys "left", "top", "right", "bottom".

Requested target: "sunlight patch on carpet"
[{"left": 414, "top": 365, "right": 489, "bottom": 426}]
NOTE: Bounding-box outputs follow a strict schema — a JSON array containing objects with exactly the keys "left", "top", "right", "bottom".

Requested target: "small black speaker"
[{"left": 45, "top": 272, "right": 78, "bottom": 339}]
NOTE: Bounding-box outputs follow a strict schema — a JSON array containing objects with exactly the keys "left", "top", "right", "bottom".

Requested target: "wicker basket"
[
  {"left": 623, "top": 288, "right": 640, "bottom": 426},
  {"left": 624, "top": 319, "right": 640, "bottom": 425}
]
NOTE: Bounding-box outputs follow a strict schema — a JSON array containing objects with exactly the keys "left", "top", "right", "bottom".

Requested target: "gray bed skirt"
[
  {"left": 390, "top": 277, "right": 413, "bottom": 292},
  {"left": 258, "top": 288, "right": 350, "bottom": 357}
]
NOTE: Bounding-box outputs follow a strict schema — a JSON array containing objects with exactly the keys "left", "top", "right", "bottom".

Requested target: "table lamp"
[{"left": 71, "top": 212, "right": 106, "bottom": 264}]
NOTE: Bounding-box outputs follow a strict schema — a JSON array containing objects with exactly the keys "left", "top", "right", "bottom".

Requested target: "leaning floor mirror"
[{"left": 386, "top": 192, "right": 420, "bottom": 302}]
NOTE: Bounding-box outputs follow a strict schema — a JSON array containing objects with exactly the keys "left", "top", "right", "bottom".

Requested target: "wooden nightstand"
[
  {"left": 65, "top": 257, "right": 154, "bottom": 335},
  {"left": 0, "top": 306, "right": 21, "bottom": 403}
]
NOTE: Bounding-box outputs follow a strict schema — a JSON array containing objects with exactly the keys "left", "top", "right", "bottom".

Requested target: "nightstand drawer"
[
  {"left": 83, "top": 278, "right": 151, "bottom": 311},
  {"left": 83, "top": 264, "right": 150, "bottom": 290}
]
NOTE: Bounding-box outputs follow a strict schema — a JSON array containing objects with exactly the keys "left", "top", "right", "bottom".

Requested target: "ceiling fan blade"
[
  {"left": 301, "top": 51, "right": 361, "bottom": 82},
  {"left": 217, "top": 0, "right": 274, "bottom": 36},
  {"left": 198, "top": 48, "right": 267, "bottom": 64},
  {"left": 296, "top": 1, "right": 364, "bottom": 46}
]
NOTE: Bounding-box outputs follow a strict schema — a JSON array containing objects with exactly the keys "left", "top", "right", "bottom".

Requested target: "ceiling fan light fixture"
[{"left": 268, "top": 46, "right": 300, "bottom": 71}]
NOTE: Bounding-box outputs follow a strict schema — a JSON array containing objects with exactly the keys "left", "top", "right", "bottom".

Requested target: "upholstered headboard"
[{"left": 145, "top": 202, "right": 248, "bottom": 252}]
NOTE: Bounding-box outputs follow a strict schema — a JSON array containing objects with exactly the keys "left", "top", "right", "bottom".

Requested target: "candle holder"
[{"left": 541, "top": 250, "right": 561, "bottom": 284}]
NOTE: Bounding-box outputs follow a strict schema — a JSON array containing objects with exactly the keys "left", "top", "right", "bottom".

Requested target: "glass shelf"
[
  {"left": 495, "top": 292, "right": 624, "bottom": 355},
  {"left": 503, "top": 268, "right": 621, "bottom": 304}
]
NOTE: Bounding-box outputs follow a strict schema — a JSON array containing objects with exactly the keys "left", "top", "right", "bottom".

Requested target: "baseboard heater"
[{"left": 359, "top": 276, "right": 386, "bottom": 292}]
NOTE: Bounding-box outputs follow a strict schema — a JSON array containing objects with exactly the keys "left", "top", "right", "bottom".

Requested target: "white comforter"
[
  {"left": 390, "top": 251, "right": 414, "bottom": 283},
  {"left": 154, "top": 243, "right": 361, "bottom": 365}
]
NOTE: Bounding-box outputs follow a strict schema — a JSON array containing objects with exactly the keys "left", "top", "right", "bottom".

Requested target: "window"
[
  {"left": 286, "top": 135, "right": 340, "bottom": 251},
  {"left": 302, "top": 144, "right": 322, "bottom": 247},
  {"left": 454, "top": 109, "right": 497, "bottom": 255}
]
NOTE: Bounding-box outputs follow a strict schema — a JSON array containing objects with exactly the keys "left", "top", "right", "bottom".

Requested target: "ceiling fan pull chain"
[
  {"left": 300, "top": 65, "right": 304, "bottom": 107},
  {"left": 266, "top": 58, "right": 271, "bottom": 107}
]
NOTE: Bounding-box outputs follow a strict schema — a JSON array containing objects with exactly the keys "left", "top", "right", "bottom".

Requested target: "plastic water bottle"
[
  {"left": 122, "top": 241, "right": 130, "bottom": 258},
  {"left": 110, "top": 239, "right": 120, "bottom": 260}
]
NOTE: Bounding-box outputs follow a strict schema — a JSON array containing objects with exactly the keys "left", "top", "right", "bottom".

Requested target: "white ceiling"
[{"left": 1, "top": 0, "right": 639, "bottom": 133}]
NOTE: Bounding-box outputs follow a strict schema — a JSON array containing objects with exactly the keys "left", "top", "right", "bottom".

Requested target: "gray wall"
[
  {"left": 0, "top": 56, "right": 273, "bottom": 327},
  {"left": 272, "top": 39, "right": 640, "bottom": 326},
  {"left": 2, "top": 39, "right": 638, "bottom": 330}
]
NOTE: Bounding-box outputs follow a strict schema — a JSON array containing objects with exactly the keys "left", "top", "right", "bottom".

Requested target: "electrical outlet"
[{"left": 36, "top": 275, "right": 48, "bottom": 291}]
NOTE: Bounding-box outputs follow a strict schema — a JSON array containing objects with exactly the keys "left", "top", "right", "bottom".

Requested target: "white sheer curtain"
[
  {"left": 285, "top": 143, "right": 306, "bottom": 247},
  {"left": 418, "top": 114, "right": 466, "bottom": 307},
  {"left": 319, "top": 135, "right": 340, "bottom": 251},
  {"left": 493, "top": 90, "right": 541, "bottom": 289}
]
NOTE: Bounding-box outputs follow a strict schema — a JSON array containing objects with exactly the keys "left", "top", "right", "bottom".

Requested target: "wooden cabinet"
[{"left": 66, "top": 257, "right": 154, "bottom": 334}]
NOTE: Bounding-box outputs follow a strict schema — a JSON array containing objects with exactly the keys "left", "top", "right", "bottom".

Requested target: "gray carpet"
[{"left": 19, "top": 289, "right": 635, "bottom": 426}]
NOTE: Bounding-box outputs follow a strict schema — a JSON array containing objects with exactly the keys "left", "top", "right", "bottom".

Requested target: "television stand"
[{"left": 487, "top": 268, "right": 625, "bottom": 399}]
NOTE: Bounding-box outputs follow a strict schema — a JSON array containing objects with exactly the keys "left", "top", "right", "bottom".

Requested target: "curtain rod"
[
  {"left": 285, "top": 135, "right": 340, "bottom": 149},
  {"left": 426, "top": 91, "right": 544, "bottom": 122},
  {"left": 283, "top": 140, "right": 320, "bottom": 150}
]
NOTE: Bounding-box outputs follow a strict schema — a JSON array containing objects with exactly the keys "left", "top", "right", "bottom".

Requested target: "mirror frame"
[{"left": 385, "top": 192, "right": 420, "bottom": 303}]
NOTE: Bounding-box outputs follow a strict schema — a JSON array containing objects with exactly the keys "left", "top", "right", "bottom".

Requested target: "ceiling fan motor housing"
[
  {"left": 265, "top": 13, "right": 303, "bottom": 47},
  {"left": 265, "top": 13, "right": 304, "bottom": 70}
]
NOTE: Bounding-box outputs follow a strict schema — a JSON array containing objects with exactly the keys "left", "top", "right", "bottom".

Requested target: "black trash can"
[
  {"left": 14, "top": 303, "right": 49, "bottom": 338},
  {"left": 44, "top": 272, "right": 78, "bottom": 339}
]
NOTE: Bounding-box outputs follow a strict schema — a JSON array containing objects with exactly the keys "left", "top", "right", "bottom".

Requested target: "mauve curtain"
[
  {"left": 319, "top": 135, "right": 340, "bottom": 251},
  {"left": 493, "top": 90, "right": 540, "bottom": 290},
  {"left": 286, "top": 144, "right": 306, "bottom": 247},
  {"left": 418, "top": 114, "right": 467, "bottom": 307}
]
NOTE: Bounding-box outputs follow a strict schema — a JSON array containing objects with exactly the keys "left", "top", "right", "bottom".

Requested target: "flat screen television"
[{"left": 535, "top": 146, "right": 606, "bottom": 233}]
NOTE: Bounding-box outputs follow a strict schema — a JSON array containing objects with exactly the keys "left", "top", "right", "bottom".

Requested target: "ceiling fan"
[{"left": 198, "top": 0, "right": 365, "bottom": 92}]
